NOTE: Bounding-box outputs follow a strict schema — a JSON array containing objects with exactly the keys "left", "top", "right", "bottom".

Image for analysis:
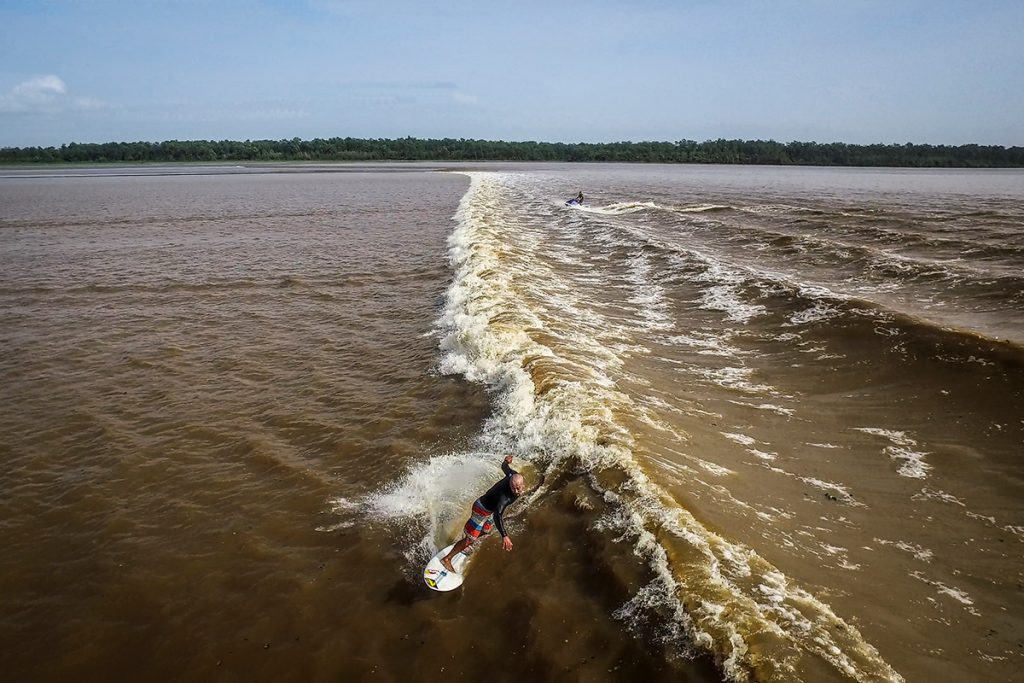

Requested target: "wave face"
[{"left": 431, "top": 168, "right": 1024, "bottom": 682}]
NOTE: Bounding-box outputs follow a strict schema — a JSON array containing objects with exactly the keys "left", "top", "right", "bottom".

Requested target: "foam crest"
[
  {"left": 594, "top": 476, "right": 897, "bottom": 680},
  {"left": 854, "top": 427, "right": 931, "bottom": 478},
  {"left": 695, "top": 258, "right": 768, "bottom": 323},
  {"left": 787, "top": 300, "right": 839, "bottom": 326},
  {"left": 626, "top": 250, "right": 674, "bottom": 332},
  {"left": 437, "top": 171, "right": 902, "bottom": 682},
  {"left": 665, "top": 331, "right": 742, "bottom": 357},
  {"left": 364, "top": 450, "right": 508, "bottom": 560},
  {"left": 672, "top": 203, "right": 733, "bottom": 213},
  {"left": 438, "top": 172, "right": 638, "bottom": 466},
  {"left": 694, "top": 366, "right": 775, "bottom": 395},
  {"left": 577, "top": 201, "right": 659, "bottom": 215}
]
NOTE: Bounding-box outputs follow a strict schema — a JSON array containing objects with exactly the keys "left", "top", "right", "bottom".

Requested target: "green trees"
[{"left": 1, "top": 137, "right": 1021, "bottom": 166}]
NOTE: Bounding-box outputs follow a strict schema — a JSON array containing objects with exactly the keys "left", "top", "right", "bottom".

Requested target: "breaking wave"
[{"left": 433, "top": 172, "right": 904, "bottom": 682}]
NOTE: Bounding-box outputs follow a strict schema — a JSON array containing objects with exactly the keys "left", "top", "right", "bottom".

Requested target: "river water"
[{"left": 1, "top": 163, "right": 1022, "bottom": 682}]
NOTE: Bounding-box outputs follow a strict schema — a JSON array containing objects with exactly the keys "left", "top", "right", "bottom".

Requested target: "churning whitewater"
[{"left": 433, "top": 172, "right": 907, "bottom": 681}]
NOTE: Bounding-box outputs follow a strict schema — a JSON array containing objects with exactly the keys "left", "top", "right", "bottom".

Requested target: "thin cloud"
[
  {"left": 335, "top": 81, "right": 458, "bottom": 92},
  {"left": 137, "top": 99, "right": 309, "bottom": 123},
  {"left": 1, "top": 75, "right": 68, "bottom": 113},
  {"left": 15, "top": 75, "right": 67, "bottom": 96},
  {"left": 453, "top": 91, "right": 479, "bottom": 106},
  {"left": 0, "top": 75, "right": 110, "bottom": 115},
  {"left": 71, "top": 97, "right": 109, "bottom": 111}
]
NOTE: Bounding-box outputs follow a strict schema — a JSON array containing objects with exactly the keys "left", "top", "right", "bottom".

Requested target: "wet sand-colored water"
[{"left": 2, "top": 163, "right": 1022, "bottom": 682}]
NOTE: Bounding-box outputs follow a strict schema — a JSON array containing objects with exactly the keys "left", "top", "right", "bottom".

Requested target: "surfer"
[{"left": 440, "top": 455, "right": 525, "bottom": 572}]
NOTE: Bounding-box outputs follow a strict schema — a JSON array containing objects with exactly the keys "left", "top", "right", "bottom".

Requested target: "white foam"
[
  {"left": 913, "top": 487, "right": 965, "bottom": 506},
  {"left": 327, "top": 496, "right": 358, "bottom": 513},
  {"left": 700, "top": 284, "right": 768, "bottom": 323},
  {"left": 363, "top": 451, "right": 513, "bottom": 561},
  {"left": 679, "top": 253, "right": 769, "bottom": 323},
  {"left": 673, "top": 203, "right": 732, "bottom": 213},
  {"left": 315, "top": 497, "right": 360, "bottom": 531},
  {"left": 763, "top": 464, "right": 862, "bottom": 506},
  {"left": 854, "top": 427, "right": 931, "bottom": 478},
  {"left": 646, "top": 454, "right": 696, "bottom": 482},
  {"left": 625, "top": 250, "right": 674, "bottom": 332},
  {"left": 433, "top": 172, "right": 902, "bottom": 682},
  {"left": 875, "top": 538, "right": 934, "bottom": 562},
  {"left": 819, "top": 540, "right": 860, "bottom": 569},
  {"left": 749, "top": 449, "right": 778, "bottom": 462},
  {"left": 721, "top": 434, "right": 780, "bottom": 463},
  {"left": 801, "top": 476, "right": 856, "bottom": 501},
  {"left": 787, "top": 300, "right": 839, "bottom": 326},
  {"left": 694, "top": 366, "right": 774, "bottom": 394},
  {"left": 722, "top": 432, "right": 756, "bottom": 447},
  {"left": 364, "top": 452, "right": 498, "bottom": 522},
  {"left": 577, "top": 200, "right": 658, "bottom": 215},
  {"left": 664, "top": 331, "right": 741, "bottom": 357},
  {"left": 910, "top": 571, "right": 981, "bottom": 617},
  {"left": 728, "top": 401, "right": 795, "bottom": 416},
  {"left": 696, "top": 459, "right": 735, "bottom": 477},
  {"left": 966, "top": 511, "right": 997, "bottom": 525}
]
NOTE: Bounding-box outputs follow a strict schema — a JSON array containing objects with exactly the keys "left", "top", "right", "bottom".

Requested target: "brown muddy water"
[{"left": 1, "top": 163, "right": 1022, "bottom": 682}]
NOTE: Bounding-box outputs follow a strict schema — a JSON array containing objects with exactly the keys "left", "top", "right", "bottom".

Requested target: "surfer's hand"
[
  {"left": 504, "top": 455, "right": 513, "bottom": 465},
  {"left": 502, "top": 536, "right": 513, "bottom": 551}
]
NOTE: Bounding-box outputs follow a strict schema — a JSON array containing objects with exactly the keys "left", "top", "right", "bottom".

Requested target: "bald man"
[{"left": 441, "top": 455, "right": 525, "bottom": 572}]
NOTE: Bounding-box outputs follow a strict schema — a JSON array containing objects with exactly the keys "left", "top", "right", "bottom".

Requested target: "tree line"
[{"left": 2, "top": 137, "right": 1022, "bottom": 167}]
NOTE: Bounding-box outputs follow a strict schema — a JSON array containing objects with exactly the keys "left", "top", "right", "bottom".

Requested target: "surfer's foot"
[{"left": 440, "top": 557, "right": 455, "bottom": 572}]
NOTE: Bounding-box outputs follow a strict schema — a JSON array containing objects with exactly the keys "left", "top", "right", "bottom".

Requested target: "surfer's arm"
[
  {"left": 493, "top": 506, "right": 508, "bottom": 538},
  {"left": 493, "top": 503, "right": 514, "bottom": 551},
  {"left": 497, "top": 456, "right": 518, "bottom": 551}
]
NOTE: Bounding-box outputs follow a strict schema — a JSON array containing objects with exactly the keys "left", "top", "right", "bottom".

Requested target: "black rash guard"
[{"left": 477, "top": 460, "right": 520, "bottom": 538}]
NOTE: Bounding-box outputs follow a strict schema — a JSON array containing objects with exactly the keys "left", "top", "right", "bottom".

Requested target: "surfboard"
[{"left": 423, "top": 542, "right": 470, "bottom": 592}]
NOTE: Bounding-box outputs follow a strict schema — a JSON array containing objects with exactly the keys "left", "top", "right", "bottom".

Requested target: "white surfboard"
[{"left": 423, "top": 542, "right": 470, "bottom": 592}]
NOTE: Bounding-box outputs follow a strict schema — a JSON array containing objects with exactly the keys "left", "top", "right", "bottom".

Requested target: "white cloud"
[
  {"left": 71, "top": 97, "right": 109, "bottom": 111},
  {"left": 1, "top": 75, "right": 67, "bottom": 113},
  {"left": 0, "top": 74, "right": 113, "bottom": 115},
  {"left": 15, "top": 75, "right": 67, "bottom": 97},
  {"left": 452, "top": 91, "right": 479, "bottom": 106}
]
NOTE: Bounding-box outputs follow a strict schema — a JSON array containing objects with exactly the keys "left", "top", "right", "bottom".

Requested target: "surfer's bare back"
[{"left": 441, "top": 455, "right": 525, "bottom": 572}]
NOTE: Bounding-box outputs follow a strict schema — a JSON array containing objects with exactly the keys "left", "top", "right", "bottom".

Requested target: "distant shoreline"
[{"left": 2, "top": 137, "right": 1022, "bottom": 168}]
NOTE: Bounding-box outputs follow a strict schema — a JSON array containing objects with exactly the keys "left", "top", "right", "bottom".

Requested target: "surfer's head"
[{"left": 510, "top": 473, "right": 525, "bottom": 496}]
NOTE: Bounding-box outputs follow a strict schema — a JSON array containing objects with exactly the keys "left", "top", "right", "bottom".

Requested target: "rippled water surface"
[{"left": 1, "top": 163, "right": 1022, "bottom": 682}]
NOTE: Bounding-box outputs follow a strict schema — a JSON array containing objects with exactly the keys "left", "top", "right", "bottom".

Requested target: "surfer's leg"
[
  {"left": 441, "top": 537, "right": 472, "bottom": 571},
  {"left": 444, "top": 502, "right": 492, "bottom": 570}
]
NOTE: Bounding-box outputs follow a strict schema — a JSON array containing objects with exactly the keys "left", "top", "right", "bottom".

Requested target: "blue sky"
[{"left": 1, "top": 0, "right": 1022, "bottom": 147}]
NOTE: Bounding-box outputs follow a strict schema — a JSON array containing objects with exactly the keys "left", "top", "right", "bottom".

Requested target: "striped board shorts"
[{"left": 463, "top": 499, "right": 494, "bottom": 540}]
